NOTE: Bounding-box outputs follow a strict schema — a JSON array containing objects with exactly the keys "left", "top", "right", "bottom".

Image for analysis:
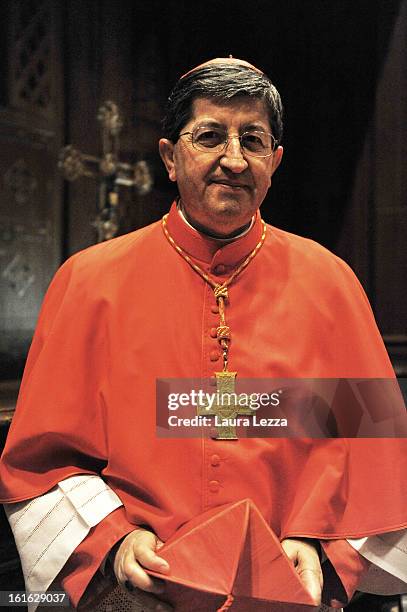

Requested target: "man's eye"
[
  {"left": 242, "top": 133, "right": 266, "bottom": 151},
  {"left": 194, "top": 130, "right": 224, "bottom": 147}
]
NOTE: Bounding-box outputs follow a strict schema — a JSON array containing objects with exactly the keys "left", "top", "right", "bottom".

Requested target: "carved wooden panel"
[
  {"left": 8, "top": 0, "right": 57, "bottom": 117},
  {"left": 0, "top": 0, "right": 63, "bottom": 379}
]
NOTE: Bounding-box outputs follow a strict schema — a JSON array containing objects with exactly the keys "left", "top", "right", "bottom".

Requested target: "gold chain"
[{"left": 162, "top": 214, "right": 267, "bottom": 371}]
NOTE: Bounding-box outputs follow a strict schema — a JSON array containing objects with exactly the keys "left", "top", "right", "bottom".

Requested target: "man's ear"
[
  {"left": 270, "top": 145, "right": 283, "bottom": 176},
  {"left": 159, "top": 138, "right": 177, "bottom": 182}
]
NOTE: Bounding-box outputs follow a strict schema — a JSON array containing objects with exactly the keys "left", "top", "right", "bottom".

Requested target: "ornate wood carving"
[
  {"left": 9, "top": 0, "right": 56, "bottom": 116},
  {"left": 4, "top": 158, "right": 38, "bottom": 205},
  {"left": 0, "top": 0, "right": 63, "bottom": 380}
]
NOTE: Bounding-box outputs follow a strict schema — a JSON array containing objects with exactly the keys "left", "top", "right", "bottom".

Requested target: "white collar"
[{"left": 177, "top": 203, "right": 255, "bottom": 242}]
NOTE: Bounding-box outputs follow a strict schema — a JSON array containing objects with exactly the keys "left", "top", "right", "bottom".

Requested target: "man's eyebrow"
[
  {"left": 243, "top": 122, "right": 270, "bottom": 132},
  {"left": 192, "top": 120, "right": 224, "bottom": 128},
  {"left": 192, "top": 120, "right": 270, "bottom": 131}
]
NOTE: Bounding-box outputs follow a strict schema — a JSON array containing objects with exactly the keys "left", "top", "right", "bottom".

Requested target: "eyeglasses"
[{"left": 178, "top": 125, "right": 277, "bottom": 158}]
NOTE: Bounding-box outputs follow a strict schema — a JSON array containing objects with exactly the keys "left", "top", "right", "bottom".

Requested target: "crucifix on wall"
[{"left": 58, "top": 101, "right": 152, "bottom": 242}]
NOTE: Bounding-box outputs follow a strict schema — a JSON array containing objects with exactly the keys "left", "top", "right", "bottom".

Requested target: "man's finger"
[
  {"left": 281, "top": 538, "right": 323, "bottom": 605},
  {"left": 127, "top": 530, "right": 170, "bottom": 574},
  {"left": 122, "top": 549, "right": 166, "bottom": 594},
  {"left": 297, "top": 567, "right": 323, "bottom": 605},
  {"left": 114, "top": 529, "right": 170, "bottom": 588},
  {"left": 132, "top": 540, "right": 170, "bottom": 574}
]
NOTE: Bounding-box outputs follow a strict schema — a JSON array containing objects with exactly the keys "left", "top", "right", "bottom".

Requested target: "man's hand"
[
  {"left": 281, "top": 538, "right": 323, "bottom": 606},
  {"left": 113, "top": 528, "right": 172, "bottom": 612}
]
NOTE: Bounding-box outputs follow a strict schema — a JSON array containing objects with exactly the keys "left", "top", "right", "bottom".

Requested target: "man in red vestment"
[{"left": 0, "top": 58, "right": 406, "bottom": 612}]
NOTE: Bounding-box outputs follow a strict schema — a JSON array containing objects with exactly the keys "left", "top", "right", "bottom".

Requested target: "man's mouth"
[{"left": 211, "top": 180, "right": 249, "bottom": 190}]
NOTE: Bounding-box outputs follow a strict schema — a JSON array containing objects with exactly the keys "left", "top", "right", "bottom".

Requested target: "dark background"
[{"left": 0, "top": 1, "right": 406, "bottom": 609}]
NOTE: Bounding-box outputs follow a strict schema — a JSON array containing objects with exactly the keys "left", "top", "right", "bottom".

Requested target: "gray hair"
[{"left": 162, "top": 63, "right": 283, "bottom": 148}]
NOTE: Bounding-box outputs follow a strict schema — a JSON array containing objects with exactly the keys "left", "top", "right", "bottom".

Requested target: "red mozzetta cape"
[{"left": 0, "top": 202, "right": 406, "bottom": 607}]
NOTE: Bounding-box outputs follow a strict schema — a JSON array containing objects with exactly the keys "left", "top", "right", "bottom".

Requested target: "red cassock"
[{"left": 0, "top": 202, "right": 406, "bottom": 608}]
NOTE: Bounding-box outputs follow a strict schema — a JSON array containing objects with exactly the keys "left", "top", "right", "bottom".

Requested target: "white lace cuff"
[
  {"left": 348, "top": 529, "right": 407, "bottom": 595},
  {"left": 4, "top": 474, "right": 122, "bottom": 611}
]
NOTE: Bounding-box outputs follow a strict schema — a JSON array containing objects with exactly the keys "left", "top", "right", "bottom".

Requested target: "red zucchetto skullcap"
[{"left": 180, "top": 56, "right": 264, "bottom": 79}]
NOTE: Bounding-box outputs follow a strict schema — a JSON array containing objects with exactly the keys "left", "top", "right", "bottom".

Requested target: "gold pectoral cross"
[{"left": 197, "top": 371, "right": 253, "bottom": 440}]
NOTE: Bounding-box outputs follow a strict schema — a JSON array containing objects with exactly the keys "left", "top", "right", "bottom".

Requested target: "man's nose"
[{"left": 219, "top": 136, "right": 248, "bottom": 173}]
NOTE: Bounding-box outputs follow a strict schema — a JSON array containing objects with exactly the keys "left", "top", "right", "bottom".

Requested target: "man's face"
[{"left": 159, "top": 96, "right": 283, "bottom": 237}]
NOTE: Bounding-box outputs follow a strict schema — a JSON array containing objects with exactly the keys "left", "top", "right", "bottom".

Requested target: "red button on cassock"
[
  {"left": 211, "top": 305, "right": 219, "bottom": 314},
  {"left": 210, "top": 327, "right": 218, "bottom": 338},
  {"left": 209, "top": 480, "right": 220, "bottom": 492},
  {"left": 210, "top": 350, "right": 220, "bottom": 362},
  {"left": 210, "top": 454, "right": 221, "bottom": 467}
]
